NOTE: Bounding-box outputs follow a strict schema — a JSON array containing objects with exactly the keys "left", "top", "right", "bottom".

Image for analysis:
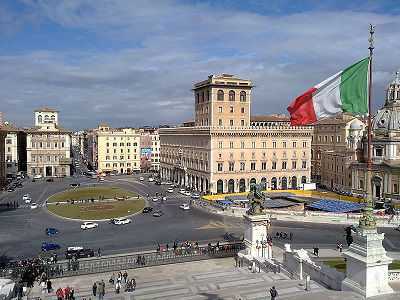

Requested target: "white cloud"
[{"left": 1, "top": 1, "right": 399, "bottom": 130}]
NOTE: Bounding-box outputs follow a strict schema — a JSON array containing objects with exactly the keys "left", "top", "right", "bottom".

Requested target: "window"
[
  {"left": 31, "top": 142, "right": 35, "bottom": 147},
  {"left": 252, "top": 141, "right": 256, "bottom": 148},
  {"left": 32, "top": 155, "right": 36, "bottom": 162},
  {"left": 283, "top": 152, "right": 286, "bottom": 158},
  {"left": 39, "top": 155, "right": 43, "bottom": 162},
  {"left": 218, "top": 107, "right": 222, "bottom": 113},
  {"left": 324, "top": 136, "right": 328, "bottom": 142},
  {"left": 330, "top": 136, "right": 334, "bottom": 142},
  {"left": 376, "top": 148, "right": 383, "bottom": 156},
  {"left": 241, "top": 119, "right": 245, "bottom": 126},
  {"left": 217, "top": 90, "right": 224, "bottom": 101},
  {"left": 336, "top": 136, "right": 341, "bottom": 143},
  {"left": 230, "top": 106, "right": 234, "bottom": 113},
  {"left": 218, "top": 153, "right": 222, "bottom": 159},
  {"left": 38, "top": 115, "right": 42, "bottom": 123},
  {"left": 54, "top": 155, "right": 58, "bottom": 161},
  {"left": 272, "top": 141, "right": 277, "bottom": 148},
  {"left": 229, "top": 90, "right": 235, "bottom": 101},
  {"left": 292, "top": 161, "right": 297, "bottom": 169},
  {"left": 61, "top": 142, "right": 65, "bottom": 148},
  {"left": 240, "top": 162, "right": 245, "bottom": 171},
  {"left": 240, "top": 91, "right": 246, "bottom": 102},
  {"left": 120, "top": 143, "right": 124, "bottom": 146},
  {"left": 292, "top": 141, "right": 297, "bottom": 148},
  {"left": 272, "top": 161, "right": 277, "bottom": 169},
  {"left": 261, "top": 162, "right": 267, "bottom": 170},
  {"left": 262, "top": 152, "right": 266, "bottom": 158},
  {"left": 120, "top": 156, "right": 124, "bottom": 160},
  {"left": 282, "top": 161, "right": 287, "bottom": 169},
  {"left": 302, "top": 141, "right": 307, "bottom": 147},
  {"left": 229, "top": 141, "right": 234, "bottom": 148},
  {"left": 229, "top": 162, "right": 234, "bottom": 171},
  {"left": 47, "top": 142, "right": 50, "bottom": 148},
  {"left": 251, "top": 152, "right": 255, "bottom": 159},
  {"left": 39, "top": 142, "right": 43, "bottom": 148},
  {"left": 6, "top": 139, "right": 11, "bottom": 144},
  {"left": 218, "top": 141, "right": 223, "bottom": 148},
  {"left": 302, "top": 161, "right": 307, "bottom": 169},
  {"left": 250, "top": 162, "right": 256, "bottom": 171},
  {"left": 283, "top": 141, "right": 287, "bottom": 148},
  {"left": 218, "top": 119, "right": 223, "bottom": 126},
  {"left": 240, "top": 141, "right": 245, "bottom": 148},
  {"left": 201, "top": 92, "right": 204, "bottom": 102},
  {"left": 229, "top": 119, "right": 234, "bottom": 126},
  {"left": 241, "top": 107, "right": 245, "bottom": 114}
]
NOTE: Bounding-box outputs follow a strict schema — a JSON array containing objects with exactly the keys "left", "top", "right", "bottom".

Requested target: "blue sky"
[{"left": 0, "top": 0, "right": 399, "bottom": 130}]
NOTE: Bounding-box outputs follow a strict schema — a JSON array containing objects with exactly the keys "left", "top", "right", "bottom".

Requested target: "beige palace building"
[
  {"left": 159, "top": 74, "right": 313, "bottom": 194},
  {"left": 96, "top": 125, "right": 141, "bottom": 174},
  {"left": 26, "top": 108, "right": 71, "bottom": 177}
]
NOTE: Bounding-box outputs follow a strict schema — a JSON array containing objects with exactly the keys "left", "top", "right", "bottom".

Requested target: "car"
[
  {"left": 46, "top": 178, "right": 54, "bottom": 182},
  {"left": 80, "top": 222, "right": 98, "bottom": 230},
  {"left": 153, "top": 210, "right": 164, "bottom": 217},
  {"left": 148, "top": 177, "right": 154, "bottom": 182},
  {"left": 191, "top": 193, "right": 200, "bottom": 199},
  {"left": 113, "top": 218, "right": 132, "bottom": 225},
  {"left": 42, "top": 242, "right": 60, "bottom": 251},
  {"left": 165, "top": 181, "right": 172, "bottom": 185},
  {"left": 155, "top": 181, "right": 161, "bottom": 185},
  {"left": 65, "top": 247, "right": 94, "bottom": 259},
  {"left": 179, "top": 188, "right": 186, "bottom": 194},
  {"left": 23, "top": 194, "right": 31, "bottom": 201},
  {"left": 67, "top": 246, "right": 84, "bottom": 251},
  {"left": 152, "top": 197, "right": 159, "bottom": 202},
  {"left": 167, "top": 188, "right": 174, "bottom": 193},
  {"left": 70, "top": 183, "right": 80, "bottom": 187},
  {"left": 180, "top": 204, "right": 190, "bottom": 210},
  {"left": 45, "top": 228, "right": 59, "bottom": 235},
  {"left": 99, "top": 177, "right": 105, "bottom": 181},
  {"left": 139, "top": 177, "right": 144, "bottom": 181},
  {"left": 7, "top": 187, "right": 14, "bottom": 192},
  {"left": 142, "top": 207, "right": 153, "bottom": 213},
  {"left": 33, "top": 174, "right": 43, "bottom": 179},
  {"left": 31, "top": 203, "right": 39, "bottom": 209},
  {"left": 15, "top": 182, "right": 23, "bottom": 188},
  {"left": 184, "top": 191, "right": 191, "bottom": 196}
]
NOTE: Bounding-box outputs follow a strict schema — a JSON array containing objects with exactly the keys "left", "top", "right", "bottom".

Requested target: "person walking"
[
  {"left": 115, "top": 281, "right": 121, "bottom": 294},
  {"left": 56, "top": 287, "right": 63, "bottom": 300},
  {"left": 98, "top": 280, "right": 105, "bottom": 300},
  {"left": 47, "top": 279, "right": 52, "bottom": 293},
  {"left": 92, "top": 282, "right": 97, "bottom": 296},
  {"left": 110, "top": 273, "right": 115, "bottom": 285},
  {"left": 270, "top": 286, "right": 278, "bottom": 300},
  {"left": 123, "top": 271, "right": 128, "bottom": 283},
  {"left": 97, "top": 248, "right": 101, "bottom": 257},
  {"left": 65, "top": 286, "right": 71, "bottom": 300},
  {"left": 132, "top": 278, "right": 136, "bottom": 291}
]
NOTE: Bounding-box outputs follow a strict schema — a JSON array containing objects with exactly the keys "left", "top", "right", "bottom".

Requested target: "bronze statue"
[{"left": 247, "top": 183, "right": 266, "bottom": 215}]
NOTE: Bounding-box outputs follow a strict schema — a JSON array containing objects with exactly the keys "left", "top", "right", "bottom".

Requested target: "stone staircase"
[{"left": 26, "top": 265, "right": 358, "bottom": 300}]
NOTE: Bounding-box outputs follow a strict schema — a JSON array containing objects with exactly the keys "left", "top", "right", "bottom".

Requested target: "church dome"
[
  {"left": 349, "top": 121, "right": 361, "bottom": 130},
  {"left": 372, "top": 71, "right": 400, "bottom": 134}
]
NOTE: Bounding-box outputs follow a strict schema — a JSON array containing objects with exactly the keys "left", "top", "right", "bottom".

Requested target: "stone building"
[
  {"left": 96, "top": 125, "right": 141, "bottom": 174},
  {"left": 1, "top": 123, "right": 27, "bottom": 179},
  {"left": 150, "top": 130, "right": 160, "bottom": 171},
  {"left": 0, "top": 127, "right": 6, "bottom": 187},
  {"left": 26, "top": 108, "right": 71, "bottom": 177},
  {"left": 351, "top": 72, "right": 400, "bottom": 200},
  {"left": 159, "top": 74, "right": 312, "bottom": 194},
  {"left": 311, "top": 115, "right": 366, "bottom": 191}
]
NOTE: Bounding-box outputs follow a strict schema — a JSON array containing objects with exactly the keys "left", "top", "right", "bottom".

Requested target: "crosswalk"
[
  {"left": 196, "top": 220, "right": 244, "bottom": 230},
  {"left": 19, "top": 203, "right": 47, "bottom": 209}
]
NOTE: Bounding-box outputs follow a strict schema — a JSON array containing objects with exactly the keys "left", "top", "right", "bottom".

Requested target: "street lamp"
[{"left": 255, "top": 240, "right": 261, "bottom": 257}]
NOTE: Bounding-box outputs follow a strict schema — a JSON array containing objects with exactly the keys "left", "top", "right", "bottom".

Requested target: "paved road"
[{"left": 1, "top": 174, "right": 400, "bottom": 261}]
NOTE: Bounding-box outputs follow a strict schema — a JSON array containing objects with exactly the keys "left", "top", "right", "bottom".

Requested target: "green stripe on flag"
[{"left": 339, "top": 57, "right": 370, "bottom": 114}]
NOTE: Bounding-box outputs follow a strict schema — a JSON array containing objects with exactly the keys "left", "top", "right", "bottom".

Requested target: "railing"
[
  {"left": 0, "top": 243, "right": 244, "bottom": 280},
  {"left": 388, "top": 269, "right": 400, "bottom": 281}
]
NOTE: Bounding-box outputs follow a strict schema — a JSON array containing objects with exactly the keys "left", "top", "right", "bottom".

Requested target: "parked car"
[
  {"left": 65, "top": 247, "right": 94, "bottom": 259},
  {"left": 179, "top": 188, "right": 186, "bottom": 194},
  {"left": 7, "top": 187, "right": 14, "bottom": 192},
  {"left": 184, "top": 191, "right": 191, "bottom": 196},
  {"left": 45, "top": 228, "right": 59, "bottom": 235},
  {"left": 33, "top": 174, "right": 43, "bottom": 179},
  {"left": 23, "top": 194, "right": 31, "bottom": 203},
  {"left": 167, "top": 188, "right": 174, "bottom": 193},
  {"left": 70, "top": 183, "right": 80, "bottom": 187},
  {"left": 80, "top": 222, "right": 98, "bottom": 230},
  {"left": 113, "top": 218, "right": 132, "bottom": 225},
  {"left": 142, "top": 207, "right": 153, "bottom": 213},
  {"left": 30, "top": 203, "right": 39, "bottom": 209},
  {"left": 153, "top": 210, "right": 164, "bottom": 217},
  {"left": 165, "top": 181, "right": 172, "bottom": 185},
  {"left": 191, "top": 193, "right": 200, "bottom": 199},
  {"left": 42, "top": 242, "right": 60, "bottom": 251},
  {"left": 180, "top": 204, "right": 190, "bottom": 210},
  {"left": 152, "top": 197, "right": 159, "bottom": 202},
  {"left": 139, "top": 177, "right": 144, "bottom": 181},
  {"left": 148, "top": 177, "right": 154, "bottom": 182}
]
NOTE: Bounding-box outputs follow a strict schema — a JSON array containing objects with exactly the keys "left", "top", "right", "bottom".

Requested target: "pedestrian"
[
  {"left": 166, "top": 243, "right": 169, "bottom": 252},
  {"left": 47, "top": 279, "right": 52, "bottom": 293},
  {"left": 98, "top": 248, "right": 101, "bottom": 257},
  {"left": 65, "top": 286, "right": 71, "bottom": 300},
  {"left": 339, "top": 244, "right": 343, "bottom": 252},
  {"left": 123, "top": 271, "right": 128, "bottom": 283},
  {"left": 132, "top": 278, "right": 136, "bottom": 291},
  {"left": 56, "top": 287, "right": 63, "bottom": 300},
  {"left": 98, "top": 280, "right": 105, "bottom": 300},
  {"left": 289, "top": 232, "right": 293, "bottom": 240},
  {"left": 115, "top": 281, "right": 121, "bottom": 294},
  {"left": 269, "top": 286, "right": 278, "bottom": 300},
  {"left": 92, "top": 282, "right": 97, "bottom": 296},
  {"left": 313, "top": 246, "right": 319, "bottom": 257},
  {"left": 337, "top": 243, "right": 340, "bottom": 251},
  {"left": 110, "top": 273, "right": 115, "bottom": 285},
  {"left": 70, "top": 287, "right": 75, "bottom": 300}
]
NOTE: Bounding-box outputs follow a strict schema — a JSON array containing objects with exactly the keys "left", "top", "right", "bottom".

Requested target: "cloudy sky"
[{"left": 1, "top": 0, "right": 399, "bottom": 130}]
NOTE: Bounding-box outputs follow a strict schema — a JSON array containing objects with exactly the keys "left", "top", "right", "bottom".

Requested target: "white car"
[
  {"left": 139, "top": 177, "right": 144, "bottom": 181},
  {"left": 152, "top": 197, "right": 159, "bottom": 202},
  {"left": 99, "top": 177, "right": 105, "bottom": 181},
  {"left": 33, "top": 174, "right": 42, "bottom": 179},
  {"left": 180, "top": 204, "right": 190, "bottom": 210},
  {"left": 167, "top": 188, "right": 174, "bottom": 193},
  {"left": 23, "top": 194, "right": 31, "bottom": 202},
  {"left": 179, "top": 188, "right": 186, "bottom": 194},
  {"left": 67, "top": 246, "right": 83, "bottom": 251},
  {"left": 81, "top": 222, "right": 99, "bottom": 230},
  {"left": 114, "top": 218, "right": 132, "bottom": 225},
  {"left": 184, "top": 191, "right": 191, "bottom": 196},
  {"left": 191, "top": 193, "right": 200, "bottom": 199},
  {"left": 30, "top": 203, "right": 39, "bottom": 209},
  {"left": 166, "top": 181, "right": 172, "bottom": 185},
  {"left": 148, "top": 177, "right": 154, "bottom": 182}
]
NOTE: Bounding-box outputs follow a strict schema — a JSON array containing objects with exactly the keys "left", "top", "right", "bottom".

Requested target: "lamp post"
[{"left": 255, "top": 240, "right": 261, "bottom": 257}]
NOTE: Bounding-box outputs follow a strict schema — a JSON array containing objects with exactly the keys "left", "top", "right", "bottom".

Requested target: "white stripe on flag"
[{"left": 313, "top": 71, "right": 342, "bottom": 120}]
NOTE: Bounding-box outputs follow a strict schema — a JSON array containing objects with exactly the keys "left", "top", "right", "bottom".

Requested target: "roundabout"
[{"left": 46, "top": 187, "right": 145, "bottom": 220}]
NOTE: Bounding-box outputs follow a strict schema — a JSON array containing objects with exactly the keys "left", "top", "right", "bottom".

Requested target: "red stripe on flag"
[{"left": 287, "top": 87, "right": 318, "bottom": 126}]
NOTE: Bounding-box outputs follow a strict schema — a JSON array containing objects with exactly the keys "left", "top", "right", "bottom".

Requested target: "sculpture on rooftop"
[{"left": 247, "top": 183, "right": 266, "bottom": 215}]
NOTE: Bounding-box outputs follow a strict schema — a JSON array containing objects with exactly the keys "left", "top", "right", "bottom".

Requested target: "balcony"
[{"left": 59, "top": 158, "right": 72, "bottom": 165}]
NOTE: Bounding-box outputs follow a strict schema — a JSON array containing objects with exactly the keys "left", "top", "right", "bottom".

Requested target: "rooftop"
[{"left": 34, "top": 107, "right": 59, "bottom": 113}]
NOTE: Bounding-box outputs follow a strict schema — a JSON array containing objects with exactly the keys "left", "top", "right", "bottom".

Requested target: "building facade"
[
  {"left": 160, "top": 74, "right": 312, "bottom": 194},
  {"left": 311, "top": 116, "right": 366, "bottom": 192},
  {"left": 1, "top": 124, "right": 27, "bottom": 178},
  {"left": 150, "top": 131, "right": 160, "bottom": 171},
  {"left": 0, "top": 128, "right": 6, "bottom": 187},
  {"left": 351, "top": 72, "right": 400, "bottom": 200},
  {"left": 26, "top": 108, "right": 71, "bottom": 177},
  {"left": 96, "top": 125, "right": 141, "bottom": 174}
]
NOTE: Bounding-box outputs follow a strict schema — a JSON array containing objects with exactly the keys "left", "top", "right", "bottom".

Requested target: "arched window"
[
  {"left": 281, "top": 177, "right": 288, "bottom": 189},
  {"left": 229, "top": 90, "right": 235, "bottom": 101},
  {"left": 38, "top": 115, "right": 42, "bottom": 123},
  {"left": 240, "top": 91, "right": 246, "bottom": 102},
  {"left": 44, "top": 115, "right": 49, "bottom": 120},
  {"left": 271, "top": 177, "right": 277, "bottom": 190},
  {"left": 228, "top": 179, "right": 235, "bottom": 193},
  {"left": 301, "top": 176, "right": 307, "bottom": 184},
  {"left": 217, "top": 90, "right": 224, "bottom": 101},
  {"left": 51, "top": 115, "right": 55, "bottom": 120},
  {"left": 260, "top": 177, "right": 267, "bottom": 190},
  {"left": 217, "top": 179, "right": 224, "bottom": 194},
  {"left": 250, "top": 178, "right": 256, "bottom": 186},
  {"left": 291, "top": 176, "right": 297, "bottom": 189},
  {"left": 239, "top": 178, "right": 246, "bottom": 192}
]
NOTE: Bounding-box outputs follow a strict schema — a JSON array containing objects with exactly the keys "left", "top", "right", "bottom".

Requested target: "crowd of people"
[{"left": 274, "top": 231, "right": 293, "bottom": 240}]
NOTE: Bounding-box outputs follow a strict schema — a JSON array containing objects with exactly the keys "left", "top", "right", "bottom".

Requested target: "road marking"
[{"left": 196, "top": 220, "right": 244, "bottom": 230}]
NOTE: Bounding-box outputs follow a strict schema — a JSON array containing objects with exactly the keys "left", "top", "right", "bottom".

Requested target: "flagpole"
[{"left": 359, "top": 24, "right": 376, "bottom": 230}]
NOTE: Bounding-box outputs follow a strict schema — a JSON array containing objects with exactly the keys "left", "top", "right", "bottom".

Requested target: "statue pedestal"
[
  {"left": 342, "top": 227, "right": 393, "bottom": 298},
  {"left": 243, "top": 214, "right": 271, "bottom": 258}
]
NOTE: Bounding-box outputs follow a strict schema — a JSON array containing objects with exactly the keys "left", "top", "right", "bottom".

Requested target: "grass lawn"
[
  {"left": 321, "top": 259, "right": 400, "bottom": 274},
  {"left": 47, "top": 187, "right": 137, "bottom": 203},
  {"left": 47, "top": 199, "right": 145, "bottom": 220}
]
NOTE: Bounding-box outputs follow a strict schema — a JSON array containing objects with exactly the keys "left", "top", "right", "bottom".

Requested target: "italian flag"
[{"left": 287, "top": 57, "right": 370, "bottom": 126}]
